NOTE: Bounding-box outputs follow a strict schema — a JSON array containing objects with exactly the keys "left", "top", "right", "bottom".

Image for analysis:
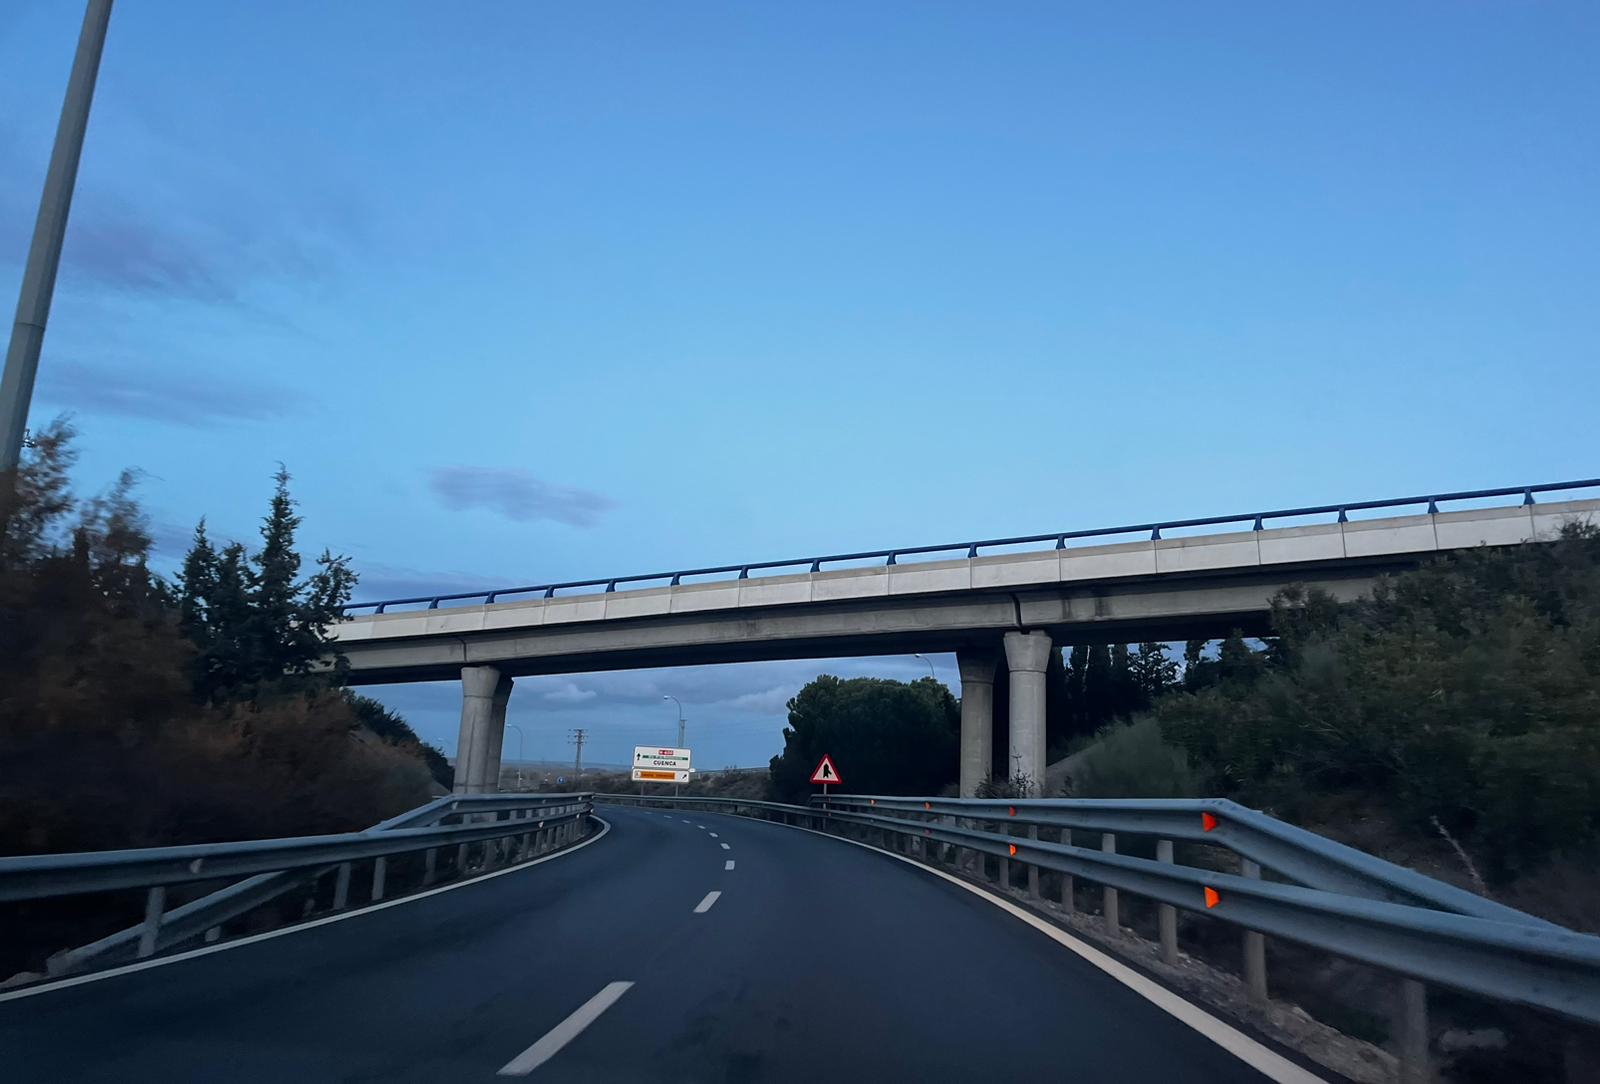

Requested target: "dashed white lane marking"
[
  {"left": 693, "top": 890, "right": 722, "bottom": 914},
  {"left": 0, "top": 817, "right": 613, "bottom": 1005},
  {"left": 724, "top": 860, "right": 736, "bottom": 871},
  {"left": 708, "top": 833, "right": 718, "bottom": 838},
  {"left": 719, "top": 842, "right": 731, "bottom": 850},
  {"left": 696, "top": 824, "right": 708, "bottom": 830},
  {"left": 680, "top": 819, "right": 691, "bottom": 824},
  {"left": 496, "top": 980, "right": 634, "bottom": 1076}
]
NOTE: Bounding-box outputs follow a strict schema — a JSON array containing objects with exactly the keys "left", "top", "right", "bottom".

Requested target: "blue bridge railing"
[{"left": 341, "top": 478, "right": 1600, "bottom": 615}]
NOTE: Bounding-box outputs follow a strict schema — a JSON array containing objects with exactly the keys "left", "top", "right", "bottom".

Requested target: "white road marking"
[
  {"left": 693, "top": 890, "right": 722, "bottom": 914},
  {"left": 708, "top": 833, "right": 718, "bottom": 838},
  {"left": 724, "top": 860, "right": 736, "bottom": 871},
  {"left": 719, "top": 842, "right": 730, "bottom": 850},
  {"left": 680, "top": 819, "right": 691, "bottom": 824},
  {"left": 751, "top": 820, "right": 1327, "bottom": 1084},
  {"left": 0, "top": 817, "right": 613, "bottom": 1005},
  {"left": 696, "top": 824, "right": 708, "bottom": 830},
  {"left": 496, "top": 980, "right": 634, "bottom": 1077}
]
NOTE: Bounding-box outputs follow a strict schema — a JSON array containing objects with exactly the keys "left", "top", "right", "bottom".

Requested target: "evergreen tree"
[
  {"left": 1084, "top": 643, "right": 1113, "bottom": 728},
  {"left": 1130, "top": 642, "right": 1180, "bottom": 701},
  {"left": 176, "top": 519, "right": 216, "bottom": 641}
]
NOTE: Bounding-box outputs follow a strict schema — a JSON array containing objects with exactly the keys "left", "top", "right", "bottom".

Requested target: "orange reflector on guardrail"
[
  {"left": 1008, "top": 806, "right": 1016, "bottom": 817},
  {"left": 1204, "top": 887, "right": 1221, "bottom": 909},
  {"left": 870, "top": 799, "right": 876, "bottom": 805},
  {"left": 924, "top": 801, "right": 932, "bottom": 811},
  {"left": 1202, "top": 812, "right": 1218, "bottom": 832},
  {"left": 1009, "top": 844, "right": 1017, "bottom": 856}
]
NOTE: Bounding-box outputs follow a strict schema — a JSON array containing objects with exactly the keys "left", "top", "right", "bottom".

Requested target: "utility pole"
[
  {"left": 1, "top": 0, "right": 115, "bottom": 480},
  {"left": 569, "top": 728, "right": 586, "bottom": 781}
]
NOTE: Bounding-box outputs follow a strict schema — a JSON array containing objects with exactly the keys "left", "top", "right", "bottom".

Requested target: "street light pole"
[
  {"left": 913, "top": 653, "right": 937, "bottom": 682},
  {"left": 503, "top": 724, "right": 525, "bottom": 790},
  {"left": 1, "top": 0, "right": 115, "bottom": 478},
  {"left": 662, "top": 695, "right": 685, "bottom": 798},
  {"left": 662, "top": 695, "right": 685, "bottom": 748}
]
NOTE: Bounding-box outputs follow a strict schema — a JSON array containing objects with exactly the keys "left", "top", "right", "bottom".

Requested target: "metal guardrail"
[
  {"left": 343, "top": 479, "right": 1600, "bottom": 613},
  {"left": 1, "top": 792, "right": 596, "bottom": 977},
  {"left": 596, "top": 792, "right": 1600, "bottom": 1038},
  {"left": 823, "top": 795, "right": 1550, "bottom": 927}
]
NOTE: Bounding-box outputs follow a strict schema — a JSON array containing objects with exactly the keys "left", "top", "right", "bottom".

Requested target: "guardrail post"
[
  {"left": 999, "top": 825, "right": 1011, "bottom": 890},
  {"left": 1241, "top": 859, "right": 1268, "bottom": 1004},
  {"left": 371, "top": 857, "right": 387, "bottom": 902},
  {"left": 424, "top": 847, "right": 438, "bottom": 885},
  {"left": 456, "top": 842, "right": 469, "bottom": 874},
  {"left": 1396, "top": 978, "right": 1430, "bottom": 1084},
  {"left": 1101, "top": 833, "right": 1119, "bottom": 934},
  {"left": 1060, "top": 828, "right": 1074, "bottom": 911},
  {"left": 332, "top": 862, "right": 352, "bottom": 910},
  {"left": 1156, "top": 840, "right": 1178, "bottom": 964},
  {"left": 137, "top": 885, "right": 166, "bottom": 959},
  {"left": 1027, "top": 825, "right": 1040, "bottom": 899}
]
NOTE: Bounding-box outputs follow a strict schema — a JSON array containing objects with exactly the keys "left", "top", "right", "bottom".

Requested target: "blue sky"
[{"left": 4, "top": 1, "right": 1597, "bottom": 768}]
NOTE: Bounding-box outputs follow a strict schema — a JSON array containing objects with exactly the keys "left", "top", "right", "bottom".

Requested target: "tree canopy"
[
  {"left": 1154, "top": 524, "right": 1600, "bottom": 881},
  {"left": 769, "top": 675, "right": 959, "bottom": 802}
]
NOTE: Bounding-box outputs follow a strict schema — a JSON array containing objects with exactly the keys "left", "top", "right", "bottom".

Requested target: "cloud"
[
  {"left": 728, "top": 685, "right": 797, "bottom": 714},
  {"left": 0, "top": 123, "right": 370, "bottom": 308},
  {"left": 543, "top": 682, "right": 598, "bottom": 704},
  {"left": 428, "top": 466, "right": 617, "bottom": 528},
  {"left": 346, "top": 559, "right": 511, "bottom": 605},
  {"left": 36, "top": 359, "right": 304, "bottom": 427}
]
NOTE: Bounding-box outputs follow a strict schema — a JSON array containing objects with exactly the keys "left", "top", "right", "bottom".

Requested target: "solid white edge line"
[
  {"left": 724, "top": 860, "right": 735, "bottom": 871},
  {"left": 496, "top": 979, "right": 634, "bottom": 1077},
  {"left": 693, "top": 890, "right": 722, "bottom": 914},
  {"left": 636, "top": 807, "right": 1326, "bottom": 1084},
  {"left": 0, "top": 816, "right": 614, "bottom": 1005}
]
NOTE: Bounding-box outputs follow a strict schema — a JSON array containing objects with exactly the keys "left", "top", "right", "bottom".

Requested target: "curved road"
[{"left": 0, "top": 807, "right": 1283, "bottom": 1082}]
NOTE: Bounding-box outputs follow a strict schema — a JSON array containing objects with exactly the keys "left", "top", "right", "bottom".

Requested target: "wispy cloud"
[
  {"left": 428, "top": 466, "right": 617, "bottom": 528},
  {"left": 35, "top": 359, "right": 304, "bottom": 427},
  {"left": 544, "top": 682, "right": 598, "bottom": 704},
  {"left": 346, "top": 559, "right": 510, "bottom": 604}
]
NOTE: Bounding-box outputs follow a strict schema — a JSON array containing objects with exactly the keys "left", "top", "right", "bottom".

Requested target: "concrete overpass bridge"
[{"left": 330, "top": 482, "right": 1600, "bottom": 798}]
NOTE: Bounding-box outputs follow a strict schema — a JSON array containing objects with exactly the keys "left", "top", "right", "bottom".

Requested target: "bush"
[
  {"left": 1061, "top": 717, "right": 1202, "bottom": 799},
  {"left": 1156, "top": 524, "right": 1600, "bottom": 881}
]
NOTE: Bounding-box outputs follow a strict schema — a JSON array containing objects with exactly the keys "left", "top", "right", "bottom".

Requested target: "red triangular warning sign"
[{"left": 810, "top": 754, "right": 843, "bottom": 785}]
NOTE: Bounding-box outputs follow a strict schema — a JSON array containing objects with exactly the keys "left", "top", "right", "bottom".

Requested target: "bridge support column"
[
  {"left": 456, "top": 666, "right": 514, "bottom": 794},
  {"left": 957, "top": 651, "right": 997, "bottom": 797},
  {"left": 1003, "top": 630, "right": 1052, "bottom": 794}
]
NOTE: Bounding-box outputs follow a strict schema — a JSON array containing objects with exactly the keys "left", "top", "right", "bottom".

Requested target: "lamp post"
[
  {"left": 663, "top": 695, "right": 685, "bottom": 798},
  {"left": 503, "top": 723, "right": 525, "bottom": 790},
  {"left": 2, "top": 0, "right": 115, "bottom": 479},
  {"left": 662, "top": 695, "right": 685, "bottom": 748},
  {"left": 912, "top": 653, "right": 937, "bottom": 682}
]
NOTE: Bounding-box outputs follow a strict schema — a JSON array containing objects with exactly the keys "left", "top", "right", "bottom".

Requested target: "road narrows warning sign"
[{"left": 810, "top": 755, "right": 842, "bottom": 785}]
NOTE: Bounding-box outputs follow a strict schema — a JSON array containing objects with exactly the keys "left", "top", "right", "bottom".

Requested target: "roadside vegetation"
[{"left": 0, "top": 418, "right": 445, "bottom": 862}]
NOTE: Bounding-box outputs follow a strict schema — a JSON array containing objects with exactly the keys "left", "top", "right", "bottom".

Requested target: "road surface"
[{"left": 0, "top": 806, "right": 1284, "bottom": 1082}]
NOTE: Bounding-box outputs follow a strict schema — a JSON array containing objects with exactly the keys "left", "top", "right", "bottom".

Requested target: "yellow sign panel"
[{"left": 635, "top": 769, "right": 679, "bottom": 781}]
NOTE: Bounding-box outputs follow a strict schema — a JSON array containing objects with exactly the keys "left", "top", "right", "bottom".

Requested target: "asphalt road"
[{"left": 0, "top": 806, "right": 1279, "bottom": 1083}]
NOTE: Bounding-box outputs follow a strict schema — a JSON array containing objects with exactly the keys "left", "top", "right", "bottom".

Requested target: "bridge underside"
[{"left": 340, "top": 560, "right": 1406, "bottom": 686}]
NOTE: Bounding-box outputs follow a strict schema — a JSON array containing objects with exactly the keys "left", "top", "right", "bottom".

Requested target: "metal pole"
[
  {"left": 662, "top": 695, "right": 685, "bottom": 748},
  {"left": 1101, "top": 833, "right": 1119, "bottom": 934},
  {"left": 0, "top": 0, "right": 114, "bottom": 476},
  {"left": 504, "top": 724, "right": 524, "bottom": 790},
  {"left": 1242, "top": 858, "right": 1268, "bottom": 1003},
  {"left": 1157, "top": 839, "right": 1178, "bottom": 964},
  {"left": 912, "top": 653, "right": 937, "bottom": 682}
]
